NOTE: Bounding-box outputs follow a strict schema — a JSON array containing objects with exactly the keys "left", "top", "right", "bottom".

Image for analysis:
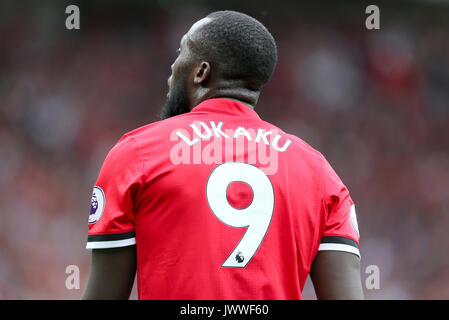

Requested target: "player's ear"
[{"left": 193, "top": 61, "right": 211, "bottom": 86}]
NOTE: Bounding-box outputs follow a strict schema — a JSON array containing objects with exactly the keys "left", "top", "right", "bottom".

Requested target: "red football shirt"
[{"left": 86, "top": 98, "right": 360, "bottom": 299}]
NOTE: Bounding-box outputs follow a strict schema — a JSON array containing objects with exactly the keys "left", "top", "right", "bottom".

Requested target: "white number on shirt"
[{"left": 206, "top": 162, "right": 274, "bottom": 267}]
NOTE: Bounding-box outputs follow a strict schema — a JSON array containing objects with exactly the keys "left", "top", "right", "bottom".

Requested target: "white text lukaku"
[
  {"left": 169, "top": 121, "right": 292, "bottom": 175},
  {"left": 175, "top": 121, "right": 292, "bottom": 152}
]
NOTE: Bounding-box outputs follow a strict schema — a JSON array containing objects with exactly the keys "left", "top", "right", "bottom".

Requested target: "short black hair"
[{"left": 189, "top": 10, "right": 277, "bottom": 90}]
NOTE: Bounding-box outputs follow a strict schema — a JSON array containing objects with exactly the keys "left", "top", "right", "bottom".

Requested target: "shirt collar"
[{"left": 190, "top": 98, "right": 261, "bottom": 120}]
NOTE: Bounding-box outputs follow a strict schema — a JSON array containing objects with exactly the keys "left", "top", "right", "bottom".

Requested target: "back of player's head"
[{"left": 190, "top": 10, "right": 278, "bottom": 91}]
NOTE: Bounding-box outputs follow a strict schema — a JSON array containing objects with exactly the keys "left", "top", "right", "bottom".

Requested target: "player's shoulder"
[
  {"left": 111, "top": 114, "right": 193, "bottom": 160},
  {"left": 259, "top": 119, "right": 328, "bottom": 167},
  {"left": 283, "top": 131, "right": 339, "bottom": 184},
  {"left": 121, "top": 113, "right": 190, "bottom": 141}
]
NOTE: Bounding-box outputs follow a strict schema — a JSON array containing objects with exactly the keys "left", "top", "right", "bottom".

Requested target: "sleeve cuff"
[
  {"left": 318, "top": 236, "right": 360, "bottom": 258},
  {"left": 86, "top": 231, "right": 136, "bottom": 249}
]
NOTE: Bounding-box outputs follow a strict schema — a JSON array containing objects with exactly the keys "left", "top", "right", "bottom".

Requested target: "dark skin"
[
  {"left": 82, "top": 246, "right": 136, "bottom": 300},
  {"left": 82, "top": 17, "right": 364, "bottom": 300},
  {"left": 311, "top": 251, "right": 364, "bottom": 299}
]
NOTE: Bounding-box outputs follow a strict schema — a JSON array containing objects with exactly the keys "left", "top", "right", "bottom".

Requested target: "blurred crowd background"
[{"left": 0, "top": 0, "right": 448, "bottom": 299}]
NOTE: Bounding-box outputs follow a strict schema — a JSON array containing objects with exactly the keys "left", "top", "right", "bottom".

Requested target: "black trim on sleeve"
[
  {"left": 87, "top": 231, "right": 135, "bottom": 242},
  {"left": 320, "top": 236, "right": 359, "bottom": 248}
]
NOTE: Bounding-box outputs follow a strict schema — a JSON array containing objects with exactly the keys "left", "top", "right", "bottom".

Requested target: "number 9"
[{"left": 206, "top": 162, "right": 275, "bottom": 268}]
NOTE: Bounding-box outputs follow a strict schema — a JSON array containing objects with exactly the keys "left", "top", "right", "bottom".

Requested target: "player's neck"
[
  {"left": 202, "top": 88, "right": 259, "bottom": 109},
  {"left": 222, "top": 97, "right": 255, "bottom": 109}
]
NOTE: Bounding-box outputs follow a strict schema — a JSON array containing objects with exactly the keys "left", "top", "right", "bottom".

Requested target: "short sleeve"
[
  {"left": 86, "top": 135, "right": 142, "bottom": 249},
  {"left": 318, "top": 158, "right": 361, "bottom": 257}
]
